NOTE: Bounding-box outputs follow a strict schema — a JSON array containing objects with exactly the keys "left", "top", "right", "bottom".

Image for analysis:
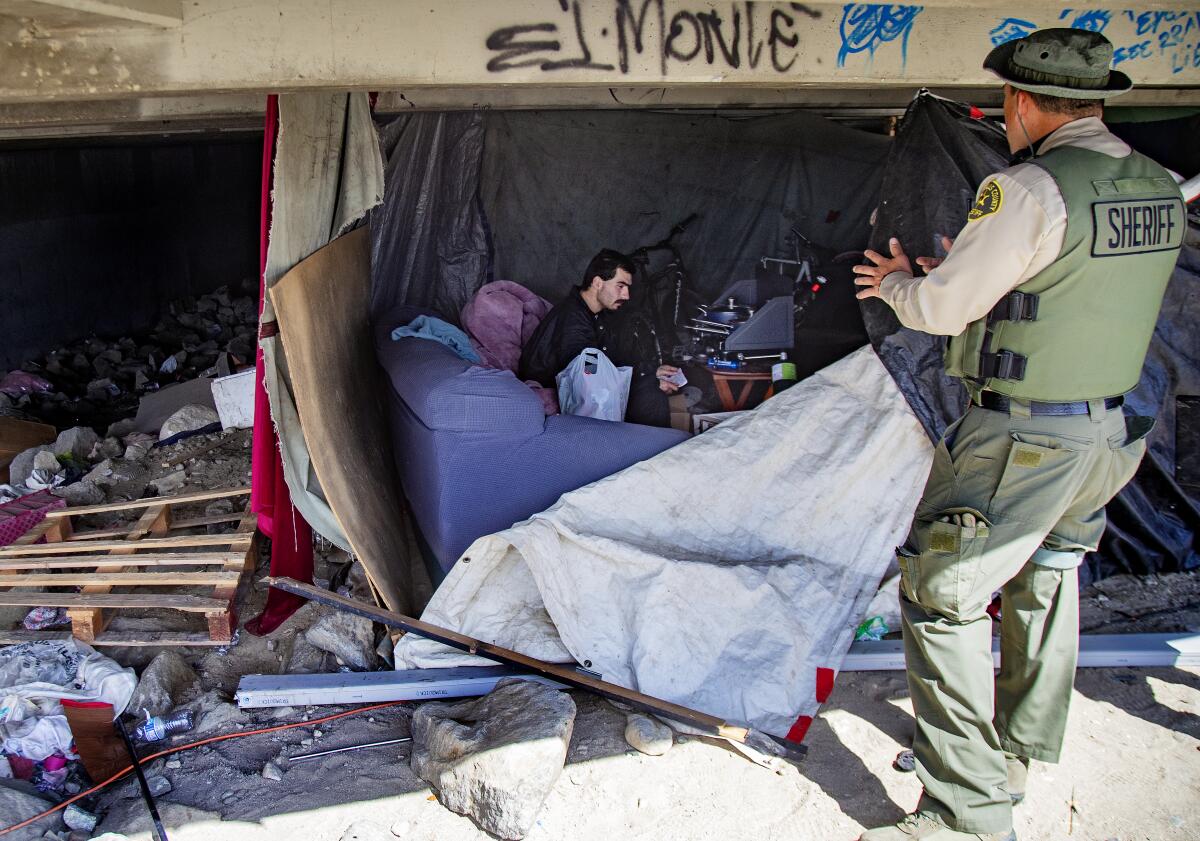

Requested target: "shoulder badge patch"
[{"left": 967, "top": 180, "right": 1003, "bottom": 222}]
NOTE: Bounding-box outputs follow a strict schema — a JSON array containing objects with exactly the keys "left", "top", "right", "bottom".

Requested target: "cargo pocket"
[{"left": 900, "top": 507, "right": 991, "bottom": 621}]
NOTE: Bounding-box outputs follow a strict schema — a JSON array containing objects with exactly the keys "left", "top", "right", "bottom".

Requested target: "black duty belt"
[{"left": 976, "top": 392, "right": 1124, "bottom": 416}]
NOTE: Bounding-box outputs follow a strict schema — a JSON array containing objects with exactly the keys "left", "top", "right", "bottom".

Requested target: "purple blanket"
[{"left": 462, "top": 281, "right": 558, "bottom": 414}]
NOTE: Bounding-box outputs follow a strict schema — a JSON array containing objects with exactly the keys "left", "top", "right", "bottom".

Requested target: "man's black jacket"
[{"left": 519, "top": 290, "right": 610, "bottom": 387}]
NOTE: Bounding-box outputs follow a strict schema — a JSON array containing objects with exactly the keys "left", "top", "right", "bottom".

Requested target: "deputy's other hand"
[
  {"left": 657, "top": 365, "right": 682, "bottom": 394},
  {"left": 916, "top": 236, "right": 956, "bottom": 274},
  {"left": 854, "top": 237, "right": 913, "bottom": 300}
]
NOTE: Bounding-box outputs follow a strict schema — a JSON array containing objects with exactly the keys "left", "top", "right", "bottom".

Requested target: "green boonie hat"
[{"left": 983, "top": 27, "right": 1132, "bottom": 99}]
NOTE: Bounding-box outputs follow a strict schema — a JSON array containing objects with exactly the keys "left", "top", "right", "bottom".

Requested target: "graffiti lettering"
[
  {"left": 837, "top": 4, "right": 924, "bottom": 69},
  {"left": 1059, "top": 9, "right": 1112, "bottom": 33},
  {"left": 615, "top": 0, "right": 664, "bottom": 74},
  {"left": 486, "top": 1, "right": 823, "bottom": 76},
  {"left": 665, "top": 11, "right": 703, "bottom": 61},
  {"left": 486, "top": 24, "right": 562, "bottom": 72},
  {"left": 698, "top": 8, "right": 743, "bottom": 68},
  {"left": 989, "top": 17, "right": 1036, "bottom": 46}
]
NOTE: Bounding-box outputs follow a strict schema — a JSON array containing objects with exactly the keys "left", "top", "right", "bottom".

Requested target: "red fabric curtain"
[{"left": 245, "top": 94, "right": 315, "bottom": 636}]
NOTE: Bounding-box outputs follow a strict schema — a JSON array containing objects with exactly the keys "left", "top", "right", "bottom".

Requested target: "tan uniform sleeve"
[{"left": 877, "top": 170, "right": 1060, "bottom": 336}]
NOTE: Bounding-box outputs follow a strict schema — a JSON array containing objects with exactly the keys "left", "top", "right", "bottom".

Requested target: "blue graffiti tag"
[
  {"left": 989, "top": 17, "right": 1037, "bottom": 46},
  {"left": 1059, "top": 9, "right": 1112, "bottom": 33},
  {"left": 837, "top": 4, "right": 925, "bottom": 68}
]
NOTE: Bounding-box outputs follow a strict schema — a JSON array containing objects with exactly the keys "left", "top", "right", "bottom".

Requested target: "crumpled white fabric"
[
  {"left": 0, "top": 640, "right": 136, "bottom": 760},
  {"left": 395, "top": 346, "right": 933, "bottom": 738}
]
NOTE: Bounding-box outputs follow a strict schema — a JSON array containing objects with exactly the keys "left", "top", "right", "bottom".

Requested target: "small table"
[{"left": 710, "top": 370, "right": 774, "bottom": 411}]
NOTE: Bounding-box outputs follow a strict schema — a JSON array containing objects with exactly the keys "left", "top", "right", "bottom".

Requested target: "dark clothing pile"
[{"left": 519, "top": 290, "right": 669, "bottom": 427}]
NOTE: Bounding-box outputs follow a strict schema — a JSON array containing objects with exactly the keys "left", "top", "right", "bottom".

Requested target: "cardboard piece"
[
  {"left": 133, "top": 378, "right": 216, "bottom": 435},
  {"left": 0, "top": 417, "right": 56, "bottom": 483},
  {"left": 269, "top": 227, "right": 427, "bottom": 614}
]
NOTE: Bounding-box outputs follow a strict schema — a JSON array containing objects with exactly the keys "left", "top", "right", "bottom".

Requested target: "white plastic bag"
[{"left": 555, "top": 348, "right": 632, "bottom": 422}]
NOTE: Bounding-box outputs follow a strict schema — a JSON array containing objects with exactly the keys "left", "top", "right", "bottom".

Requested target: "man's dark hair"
[
  {"left": 580, "top": 249, "right": 636, "bottom": 291},
  {"left": 1011, "top": 85, "right": 1102, "bottom": 117}
]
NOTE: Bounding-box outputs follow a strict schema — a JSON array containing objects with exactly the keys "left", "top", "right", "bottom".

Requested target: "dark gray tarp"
[
  {"left": 369, "top": 112, "right": 490, "bottom": 321},
  {"left": 481, "top": 110, "right": 890, "bottom": 302},
  {"left": 865, "top": 92, "right": 1200, "bottom": 580},
  {"left": 369, "top": 108, "right": 891, "bottom": 325}
]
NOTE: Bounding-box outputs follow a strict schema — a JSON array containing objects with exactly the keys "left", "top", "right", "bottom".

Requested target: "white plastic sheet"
[{"left": 396, "top": 347, "right": 932, "bottom": 739}]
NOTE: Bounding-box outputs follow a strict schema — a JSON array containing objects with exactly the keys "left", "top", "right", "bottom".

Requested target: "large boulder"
[
  {"left": 411, "top": 679, "right": 576, "bottom": 840},
  {"left": 0, "top": 782, "right": 65, "bottom": 840},
  {"left": 52, "top": 480, "right": 105, "bottom": 507},
  {"left": 7, "top": 446, "right": 53, "bottom": 487},
  {"left": 127, "top": 652, "right": 200, "bottom": 718},
  {"left": 158, "top": 404, "right": 219, "bottom": 441},
  {"left": 53, "top": 426, "right": 100, "bottom": 462},
  {"left": 303, "top": 611, "right": 377, "bottom": 671}
]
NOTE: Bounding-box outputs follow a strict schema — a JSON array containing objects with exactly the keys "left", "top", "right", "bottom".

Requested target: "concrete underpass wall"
[{"left": 0, "top": 136, "right": 261, "bottom": 370}]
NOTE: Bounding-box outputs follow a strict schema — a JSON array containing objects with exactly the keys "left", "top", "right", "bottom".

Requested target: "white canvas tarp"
[{"left": 395, "top": 347, "right": 932, "bottom": 739}]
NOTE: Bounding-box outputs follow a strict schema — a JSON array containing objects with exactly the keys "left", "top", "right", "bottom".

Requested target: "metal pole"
[
  {"left": 289, "top": 737, "right": 412, "bottom": 763},
  {"left": 115, "top": 718, "right": 168, "bottom": 841}
]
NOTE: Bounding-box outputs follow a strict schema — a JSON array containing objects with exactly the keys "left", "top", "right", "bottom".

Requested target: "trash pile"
[{"left": 0, "top": 283, "right": 258, "bottom": 433}]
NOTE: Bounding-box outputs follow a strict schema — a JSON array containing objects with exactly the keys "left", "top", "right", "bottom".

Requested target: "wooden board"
[
  {"left": 3, "top": 571, "right": 241, "bottom": 587},
  {"left": 270, "top": 227, "right": 425, "bottom": 614},
  {"left": 0, "top": 533, "right": 253, "bottom": 556},
  {"left": 0, "top": 553, "right": 244, "bottom": 571},
  {"left": 0, "top": 417, "right": 56, "bottom": 482},
  {"left": 0, "top": 592, "right": 227, "bottom": 611},
  {"left": 42, "top": 487, "right": 250, "bottom": 518},
  {"left": 0, "top": 630, "right": 226, "bottom": 647}
]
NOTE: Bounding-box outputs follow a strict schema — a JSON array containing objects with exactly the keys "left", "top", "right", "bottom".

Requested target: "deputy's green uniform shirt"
[{"left": 873, "top": 116, "right": 1185, "bottom": 836}]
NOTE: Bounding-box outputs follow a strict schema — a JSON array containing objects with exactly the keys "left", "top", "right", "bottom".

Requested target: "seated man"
[{"left": 519, "top": 249, "right": 680, "bottom": 427}]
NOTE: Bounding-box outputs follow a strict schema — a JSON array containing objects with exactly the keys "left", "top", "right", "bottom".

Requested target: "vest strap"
[
  {"left": 979, "top": 350, "right": 1028, "bottom": 381},
  {"left": 988, "top": 291, "right": 1040, "bottom": 324}
]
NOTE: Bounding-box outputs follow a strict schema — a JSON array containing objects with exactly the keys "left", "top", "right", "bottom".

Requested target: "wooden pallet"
[{"left": 0, "top": 487, "right": 256, "bottom": 646}]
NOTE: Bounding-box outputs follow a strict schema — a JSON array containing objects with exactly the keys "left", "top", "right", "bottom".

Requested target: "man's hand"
[
  {"left": 916, "top": 236, "right": 955, "bottom": 274},
  {"left": 854, "top": 237, "right": 913, "bottom": 301},
  {"left": 656, "top": 365, "right": 682, "bottom": 394}
]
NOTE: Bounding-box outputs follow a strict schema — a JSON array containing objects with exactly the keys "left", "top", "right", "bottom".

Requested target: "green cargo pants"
[{"left": 898, "top": 400, "right": 1151, "bottom": 834}]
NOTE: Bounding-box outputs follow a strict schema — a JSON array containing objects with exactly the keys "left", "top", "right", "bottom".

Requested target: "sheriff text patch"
[
  {"left": 968, "top": 181, "right": 1003, "bottom": 222},
  {"left": 1091, "top": 198, "right": 1185, "bottom": 256}
]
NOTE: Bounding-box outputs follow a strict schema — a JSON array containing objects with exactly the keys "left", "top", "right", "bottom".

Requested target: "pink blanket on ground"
[{"left": 462, "top": 281, "right": 558, "bottom": 414}]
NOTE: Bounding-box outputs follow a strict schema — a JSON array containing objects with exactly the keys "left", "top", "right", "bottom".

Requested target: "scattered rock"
[
  {"left": 53, "top": 427, "right": 100, "bottom": 462},
  {"left": 127, "top": 652, "right": 200, "bottom": 718},
  {"left": 89, "top": 437, "right": 124, "bottom": 461},
  {"left": 304, "top": 611, "right": 377, "bottom": 671},
  {"left": 83, "top": 459, "right": 115, "bottom": 485},
  {"left": 122, "top": 433, "right": 156, "bottom": 461},
  {"left": 106, "top": 418, "right": 137, "bottom": 439},
  {"left": 623, "top": 712, "right": 674, "bottom": 756},
  {"left": 164, "top": 759, "right": 181, "bottom": 770},
  {"left": 32, "top": 451, "right": 61, "bottom": 473},
  {"left": 158, "top": 404, "right": 219, "bottom": 441},
  {"left": 205, "top": 498, "right": 234, "bottom": 518},
  {"left": 7, "top": 446, "right": 52, "bottom": 486},
  {"left": 52, "top": 481, "right": 105, "bottom": 507},
  {"left": 145, "top": 776, "right": 172, "bottom": 797},
  {"left": 261, "top": 761, "right": 284, "bottom": 782},
  {"left": 411, "top": 679, "right": 576, "bottom": 840},
  {"left": 62, "top": 804, "right": 98, "bottom": 833},
  {"left": 176, "top": 690, "right": 244, "bottom": 735},
  {"left": 149, "top": 471, "right": 186, "bottom": 496},
  {"left": 285, "top": 633, "right": 335, "bottom": 675},
  {"left": 0, "top": 784, "right": 64, "bottom": 840}
]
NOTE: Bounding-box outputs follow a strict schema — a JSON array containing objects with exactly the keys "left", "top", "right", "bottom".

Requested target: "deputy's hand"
[
  {"left": 656, "top": 365, "right": 682, "bottom": 394},
  {"left": 916, "top": 236, "right": 955, "bottom": 274},
  {"left": 854, "top": 237, "right": 913, "bottom": 301}
]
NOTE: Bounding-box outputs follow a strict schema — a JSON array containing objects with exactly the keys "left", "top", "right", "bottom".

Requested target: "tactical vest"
[{"left": 945, "top": 144, "right": 1185, "bottom": 402}]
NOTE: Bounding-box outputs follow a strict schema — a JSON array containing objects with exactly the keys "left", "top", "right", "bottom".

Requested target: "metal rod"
[
  {"left": 265, "top": 577, "right": 806, "bottom": 762},
  {"left": 115, "top": 718, "right": 169, "bottom": 841},
  {"left": 289, "top": 737, "right": 412, "bottom": 763}
]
